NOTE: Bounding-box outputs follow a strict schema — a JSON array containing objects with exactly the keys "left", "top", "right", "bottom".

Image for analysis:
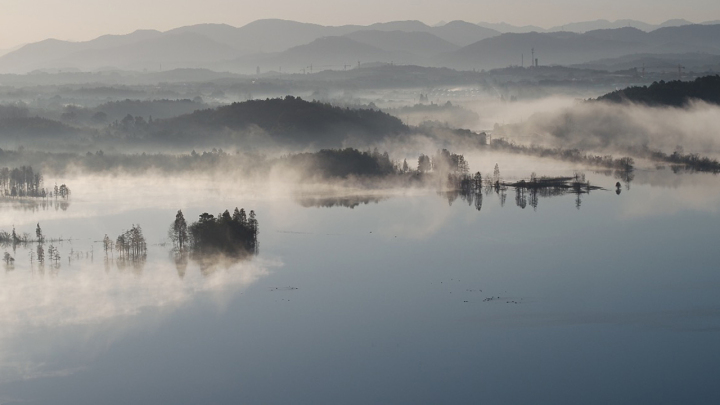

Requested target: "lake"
[{"left": 1, "top": 160, "right": 720, "bottom": 404}]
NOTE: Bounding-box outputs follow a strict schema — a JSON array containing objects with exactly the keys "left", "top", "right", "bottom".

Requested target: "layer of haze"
[
  {"left": 494, "top": 100, "right": 720, "bottom": 158},
  {"left": 1, "top": 168, "right": 720, "bottom": 403},
  {"left": 2, "top": 0, "right": 720, "bottom": 48}
]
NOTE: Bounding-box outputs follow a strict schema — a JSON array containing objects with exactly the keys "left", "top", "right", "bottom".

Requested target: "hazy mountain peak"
[
  {"left": 659, "top": 18, "right": 695, "bottom": 27},
  {"left": 344, "top": 30, "right": 459, "bottom": 57}
]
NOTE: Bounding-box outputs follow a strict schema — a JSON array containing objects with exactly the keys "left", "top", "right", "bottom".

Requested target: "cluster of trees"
[
  {"left": 170, "top": 208, "right": 259, "bottom": 256},
  {"left": 450, "top": 167, "right": 605, "bottom": 210},
  {"left": 3, "top": 252, "right": 14, "bottom": 268},
  {"left": 431, "top": 149, "right": 470, "bottom": 175},
  {"left": 0, "top": 166, "right": 70, "bottom": 198},
  {"left": 58, "top": 98, "right": 205, "bottom": 126},
  {"left": 643, "top": 148, "right": 720, "bottom": 173},
  {"left": 438, "top": 163, "right": 603, "bottom": 211},
  {"left": 416, "top": 149, "right": 469, "bottom": 175},
  {"left": 596, "top": 75, "right": 720, "bottom": 107},
  {"left": 44, "top": 244, "right": 62, "bottom": 267},
  {"left": 114, "top": 225, "right": 147, "bottom": 261},
  {"left": 110, "top": 114, "right": 154, "bottom": 133},
  {"left": 282, "top": 147, "right": 475, "bottom": 183},
  {"left": 1, "top": 224, "right": 61, "bottom": 270},
  {"left": 0, "top": 223, "right": 46, "bottom": 245},
  {"left": 282, "top": 148, "right": 396, "bottom": 178}
]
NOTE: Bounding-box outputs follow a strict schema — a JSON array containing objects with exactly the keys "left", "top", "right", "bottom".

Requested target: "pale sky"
[{"left": 1, "top": 0, "right": 719, "bottom": 49}]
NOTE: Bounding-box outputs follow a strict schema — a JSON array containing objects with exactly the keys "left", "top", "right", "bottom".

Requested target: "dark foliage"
[
  {"left": 282, "top": 148, "right": 396, "bottom": 178},
  {"left": 151, "top": 96, "right": 408, "bottom": 147},
  {"left": 187, "top": 208, "right": 258, "bottom": 256},
  {"left": 641, "top": 148, "right": 720, "bottom": 173},
  {"left": 0, "top": 116, "right": 76, "bottom": 137},
  {"left": 596, "top": 75, "right": 720, "bottom": 107}
]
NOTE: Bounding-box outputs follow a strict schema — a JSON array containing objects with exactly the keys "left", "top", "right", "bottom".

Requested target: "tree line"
[
  {"left": 0, "top": 165, "right": 70, "bottom": 198},
  {"left": 596, "top": 75, "right": 720, "bottom": 107}
]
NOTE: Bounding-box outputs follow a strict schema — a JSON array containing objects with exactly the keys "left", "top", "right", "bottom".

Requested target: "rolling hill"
[{"left": 440, "top": 24, "right": 720, "bottom": 70}]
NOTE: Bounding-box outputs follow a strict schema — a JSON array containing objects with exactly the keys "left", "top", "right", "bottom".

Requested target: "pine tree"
[{"left": 171, "top": 210, "right": 188, "bottom": 250}]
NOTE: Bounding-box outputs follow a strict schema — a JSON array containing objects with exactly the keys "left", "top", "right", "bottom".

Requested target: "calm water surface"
[{"left": 1, "top": 167, "right": 719, "bottom": 404}]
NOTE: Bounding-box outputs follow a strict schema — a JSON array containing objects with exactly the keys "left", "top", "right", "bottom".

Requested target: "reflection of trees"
[
  {"left": 473, "top": 191, "right": 483, "bottom": 211},
  {"left": 171, "top": 250, "right": 256, "bottom": 278},
  {"left": 453, "top": 172, "right": 603, "bottom": 211},
  {"left": 173, "top": 251, "right": 188, "bottom": 278},
  {"left": 438, "top": 169, "right": 485, "bottom": 211},
  {"left": 3, "top": 252, "right": 15, "bottom": 270},
  {"left": 114, "top": 255, "right": 146, "bottom": 274},
  {"left": 614, "top": 168, "right": 635, "bottom": 190},
  {"left": 499, "top": 187, "right": 507, "bottom": 207},
  {"left": 0, "top": 198, "right": 71, "bottom": 213},
  {"left": 438, "top": 190, "right": 460, "bottom": 206},
  {"left": 528, "top": 188, "right": 538, "bottom": 210},
  {"left": 295, "top": 194, "right": 388, "bottom": 209},
  {"left": 515, "top": 187, "right": 527, "bottom": 209}
]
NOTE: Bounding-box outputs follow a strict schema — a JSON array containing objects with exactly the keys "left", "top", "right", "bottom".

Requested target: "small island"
[{"left": 170, "top": 208, "right": 259, "bottom": 257}]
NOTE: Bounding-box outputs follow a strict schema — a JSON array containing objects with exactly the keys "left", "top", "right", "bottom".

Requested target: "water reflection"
[
  {"left": 0, "top": 244, "right": 277, "bottom": 383},
  {"left": 172, "top": 250, "right": 258, "bottom": 277},
  {"left": 440, "top": 174, "right": 605, "bottom": 211},
  {"left": 295, "top": 194, "right": 389, "bottom": 209},
  {"left": 0, "top": 168, "right": 718, "bottom": 403},
  {"left": 285, "top": 166, "right": 720, "bottom": 217},
  {"left": 0, "top": 197, "right": 70, "bottom": 212}
]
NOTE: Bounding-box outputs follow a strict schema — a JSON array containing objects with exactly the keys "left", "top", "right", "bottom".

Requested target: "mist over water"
[
  {"left": 2, "top": 12, "right": 720, "bottom": 403},
  {"left": 495, "top": 100, "right": 720, "bottom": 158},
  {"left": 1, "top": 165, "right": 719, "bottom": 403}
]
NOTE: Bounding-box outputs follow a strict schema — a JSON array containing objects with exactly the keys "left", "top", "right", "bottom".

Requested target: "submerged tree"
[
  {"left": 102, "top": 234, "right": 113, "bottom": 256},
  {"left": 169, "top": 210, "right": 188, "bottom": 250},
  {"left": 417, "top": 154, "right": 431, "bottom": 173},
  {"left": 116, "top": 225, "right": 147, "bottom": 261},
  {"left": 47, "top": 244, "right": 61, "bottom": 267},
  {"left": 3, "top": 252, "right": 14, "bottom": 268},
  {"left": 58, "top": 184, "right": 70, "bottom": 199},
  {"left": 35, "top": 223, "right": 44, "bottom": 243}
]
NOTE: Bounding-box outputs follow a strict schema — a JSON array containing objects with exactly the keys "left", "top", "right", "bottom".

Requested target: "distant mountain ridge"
[
  {"left": 0, "top": 19, "right": 498, "bottom": 74},
  {"left": 1, "top": 18, "right": 719, "bottom": 74},
  {"left": 476, "top": 18, "right": 709, "bottom": 33},
  {"left": 440, "top": 24, "right": 720, "bottom": 70}
]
